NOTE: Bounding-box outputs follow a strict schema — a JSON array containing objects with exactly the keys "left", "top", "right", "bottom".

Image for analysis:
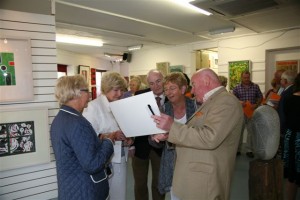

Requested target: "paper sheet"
[
  {"left": 109, "top": 91, "right": 167, "bottom": 137},
  {"left": 111, "top": 141, "right": 122, "bottom": 163}
]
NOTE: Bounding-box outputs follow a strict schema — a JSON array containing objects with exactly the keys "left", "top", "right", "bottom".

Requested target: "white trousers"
[
  {"left": 170, "top": 187, "right": 181, "bottom": 200},
  {"left": 108, "top": 156, "right": 127, "bottom": 200}
]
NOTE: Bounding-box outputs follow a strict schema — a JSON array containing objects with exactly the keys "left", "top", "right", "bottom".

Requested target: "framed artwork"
[
  {"left": 276, "top": 60, "right": 299, "bottom": 73},
  {"left": 229, "top": 60, "right": 251, "bottom": 90},
  {"left": 169, "top": 65, "right": 184, "bottom": 73},
  {"left": 91, "top": 86, "right": 97, "bottom": 100},
  {"left": 78, "top": 65, "right": 90, "bottom": 84},
  {"left": 90, "top": 68, "right": 96, "bottom": 85},
  {"left": 156, "top": 62, "right": 169, "bottom": 76},
  {"left": 0, "top": 37, "right": 33, "bottom": 102},
  {"left": 0, "top": 107, "right": 50, "bottom": 171}
]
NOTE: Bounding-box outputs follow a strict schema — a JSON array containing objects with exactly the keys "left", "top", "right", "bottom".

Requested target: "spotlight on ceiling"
[
  {"left": 209, "top": 26, "right": 235, "bottom": 35},
  {"left": 128, "top": 44, "right": 143, "bottom": 51},
  {"left": 56, "top": 34, "right": 103, "bottom": 47}
]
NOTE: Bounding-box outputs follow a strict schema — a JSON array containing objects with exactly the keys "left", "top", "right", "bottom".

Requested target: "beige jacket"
[{"left": 168, "top": 87, "right": 244, "bottom": 200}]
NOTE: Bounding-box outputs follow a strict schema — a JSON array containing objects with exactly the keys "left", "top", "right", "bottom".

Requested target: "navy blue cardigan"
[{"left": 51, "top": 105, "right": 114, "bottom": 200}]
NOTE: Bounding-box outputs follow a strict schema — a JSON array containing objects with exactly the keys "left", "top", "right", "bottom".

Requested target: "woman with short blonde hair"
[
  {"left": 83, "top": 71, "right": 132, "bottom": 200},
  {"left": 122, "top": 75, "right": 142, "bottom": 98},
  {"left": 101, "top": 71, "right": 127, "bottom": 94},
  {"left": 151, "top": 72, "right": 197, "bottom": 199},
  {"left": 163, "top": 72, "right": 187, "bottom": 89}
]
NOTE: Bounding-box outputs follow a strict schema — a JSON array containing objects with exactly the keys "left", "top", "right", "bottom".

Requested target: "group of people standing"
[
  {"left": 230, "top": 68, "right": 300, "bottom": 200},
  {"left": 50, "top": 66, "right": 299, "bottom": 200}
]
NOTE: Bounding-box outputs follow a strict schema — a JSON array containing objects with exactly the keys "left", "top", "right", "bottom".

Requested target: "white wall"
[
  {"left": 0, "top": 9, "right": 58, "bottom": 200},
  {"left": 128, "top": 45, "right": 195, "bottom": 76},
  {"left": 128, "top": 29, "right": 300, "bottom": 94},
  {"left": 57, "top": 49, "right": 113, "bottom": 75}
]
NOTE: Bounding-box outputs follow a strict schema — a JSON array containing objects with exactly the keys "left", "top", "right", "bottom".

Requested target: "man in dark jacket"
[
  {"left": 277, "top": 70, "right": 296, "bottom": 157},
  {"left": 131, "top": 69, "right": 166, "bottom": 200}
]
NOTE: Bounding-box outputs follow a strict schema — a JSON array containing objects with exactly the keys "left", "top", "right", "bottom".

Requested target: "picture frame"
[
  {"left": 78, "top": 65, "right": 90, "bottom": 84},
  {"left": 0, "top": 107, "right": 50, "bottom": 171},
  {"left": 229, "top": 60, "right": 251, "bottom": 90},
  {"left": 0, "top": 37, "right": 34, "bottom": 102},
  {"left": 91, "top": 86, "right": 97, "bottom": 100},
  {"left": 169, "top": 65, "right": 184, "bottom": 73},
  {"left": 276, "top": 60, "right": 299, "bottom": 73},
  {"left": 90, "top": 68, "right": 96, "bottom": 85},
  {"left": 156, "top": 62, "right": 169, "bottom": 76}
]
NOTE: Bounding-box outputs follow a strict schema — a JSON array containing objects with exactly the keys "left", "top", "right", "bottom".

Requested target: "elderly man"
[
  {"left": 274, "top": 69, "right": 286, "bottom": 95},
  {"left": 152, "top": 68, "right": 244, "bottom": 200},
  {"left": 131, "top": 69, "right": 166, "bottom": 200},
  {"left": 277, "top": 69, "right": 297, "bottom": 157}
]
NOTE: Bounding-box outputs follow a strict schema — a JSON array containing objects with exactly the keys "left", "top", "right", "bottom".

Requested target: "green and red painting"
[{"left": 0, "top": 52, "right": 16, "bottom": 86}]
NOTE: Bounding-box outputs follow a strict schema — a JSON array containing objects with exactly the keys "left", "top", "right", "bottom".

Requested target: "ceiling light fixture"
[
  {"left": 56, "top": 34, "right": 103, "bottom": 47},
  {"left": 209, "top": 26, "right": 235, "bottom": 35},
  {"left": 173, "top": 0, "right": 212, "bottom": 16},
  {"left": 104, "top": 53, "right": 123, "bottom": 62},
  {"left": 128, "top": 44, "right": 143, "bottom": 51},
  {"left": 104, "top": 53, "right": 111, "bottom": 57}
]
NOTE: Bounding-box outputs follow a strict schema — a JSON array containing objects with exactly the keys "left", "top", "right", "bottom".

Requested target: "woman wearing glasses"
[
  {"left": 51, "top": 75, "right": 114, "bottom": 200},
  {"left": 151, "top": 72, "right": 197, "bottom": 200}
]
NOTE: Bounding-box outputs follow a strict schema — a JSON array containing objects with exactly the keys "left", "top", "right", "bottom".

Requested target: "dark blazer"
[
  {"left": 278, "top": 85, "right": 295, "bottom": 134},
  {"left": 133, "top": 88, "right": 167, "bottom": 159}
]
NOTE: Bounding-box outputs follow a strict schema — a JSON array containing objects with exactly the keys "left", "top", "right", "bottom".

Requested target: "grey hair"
[
  {"left": 101, "top": 71, "right": 127, "bottom": 94},
  {"left": 54, "top": 75, "right": 88, "bottom": 106}
]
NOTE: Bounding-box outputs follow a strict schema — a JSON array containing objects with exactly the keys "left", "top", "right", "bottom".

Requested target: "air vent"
[{"left": 191, "top": 0, "right": 280, "bottom": 17}]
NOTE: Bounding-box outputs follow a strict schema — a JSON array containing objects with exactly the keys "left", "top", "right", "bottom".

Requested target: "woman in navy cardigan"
[{"left": 51, "top": 75, "right": 114, "bottom": 200}]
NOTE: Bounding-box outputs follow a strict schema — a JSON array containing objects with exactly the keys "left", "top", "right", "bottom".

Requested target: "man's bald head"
[{"left": 191, "top": 68, "right": 221, "bottom": 103}]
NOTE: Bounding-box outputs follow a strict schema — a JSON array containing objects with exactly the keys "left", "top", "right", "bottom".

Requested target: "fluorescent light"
[
  {"left": 128, "top": 44, "right": 143, "bottom": 51},
  {"left": 173, "top": 0, "right": 212, "bottom": 16},
  {"left": 104, "top": 53, "right": 123, "bottom": 62},
  {"left": 104, "top": 53, "right": 111, "bottom": 57},
  {"left": 209, "top": 27, "right": 235, "bottom": 35},
  {"left": 56, "top": 34, "right": 103, "bottom": 46}
]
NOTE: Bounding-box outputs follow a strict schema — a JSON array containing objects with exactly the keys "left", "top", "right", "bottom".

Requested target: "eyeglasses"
[{"left": 80, "top": 88, "right": 89, "bottom": 93}]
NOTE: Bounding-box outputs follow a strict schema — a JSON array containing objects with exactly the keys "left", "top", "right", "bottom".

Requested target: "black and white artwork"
[{"left": 0, "top": 121, "right": 36, "bottom": 157}]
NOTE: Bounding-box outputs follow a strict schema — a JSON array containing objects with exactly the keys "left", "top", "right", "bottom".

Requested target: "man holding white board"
[{"left": 127, "top": 69, "right": 166, "bottom": 200}]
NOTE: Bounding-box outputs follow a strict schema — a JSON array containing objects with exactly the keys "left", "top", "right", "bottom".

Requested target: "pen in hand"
[{"left": 148, "top": 104, "right": 155, "bottom": 115}]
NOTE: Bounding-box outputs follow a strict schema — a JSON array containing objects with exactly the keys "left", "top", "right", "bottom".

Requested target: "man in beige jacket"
[{"left": 152, "top": 68, "right": 244, "bottom": 200}]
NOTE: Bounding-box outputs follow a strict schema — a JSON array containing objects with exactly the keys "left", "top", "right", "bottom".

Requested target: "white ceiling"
[{"left": 1, "top": 0, "right": 300, "bottom": 61}]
